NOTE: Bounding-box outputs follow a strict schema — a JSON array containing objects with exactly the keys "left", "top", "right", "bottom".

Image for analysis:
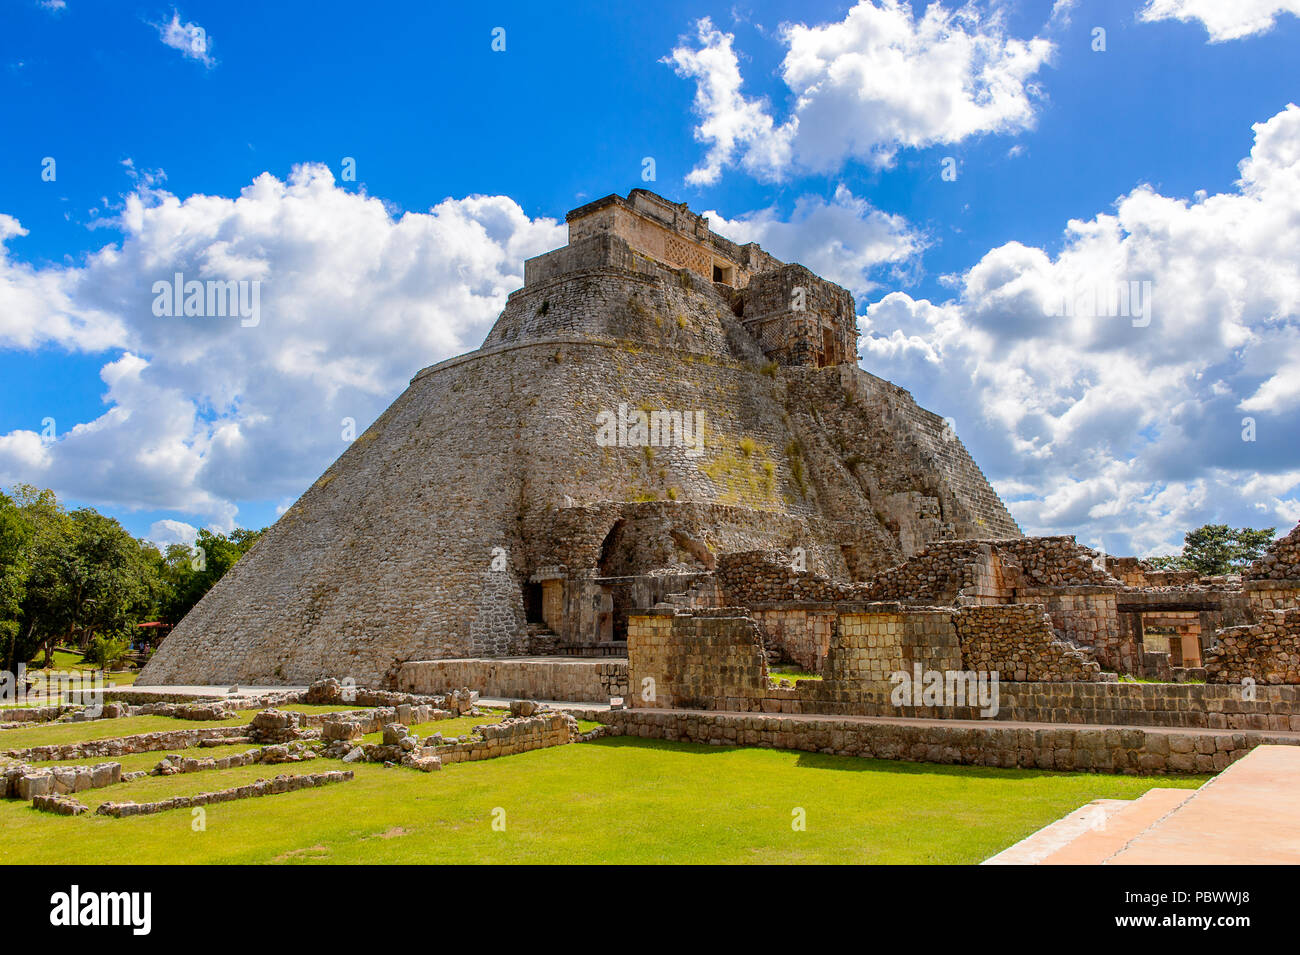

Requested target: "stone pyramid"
[{"left": 140, "top": 189, "right": 1019, "bottom": 687}]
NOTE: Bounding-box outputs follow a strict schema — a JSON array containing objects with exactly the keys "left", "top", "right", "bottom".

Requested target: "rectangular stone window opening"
[{"left": 713, "top": 261, "right": 734, "bottom": 285}]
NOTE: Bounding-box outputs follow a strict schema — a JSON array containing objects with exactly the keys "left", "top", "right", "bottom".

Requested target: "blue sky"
[{"left": 1, "top": 0, "right": 1298, "bottom": 556}]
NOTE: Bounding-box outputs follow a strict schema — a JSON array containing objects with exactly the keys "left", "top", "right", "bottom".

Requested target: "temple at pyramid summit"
[{"left": 140, "top": 189, "right": 1300, "bottom": 724}]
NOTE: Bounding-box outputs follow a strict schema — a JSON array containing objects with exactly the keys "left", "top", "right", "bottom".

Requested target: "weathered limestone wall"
[
  {"left": 955, "top": 604, "right": 1101, "bottom": 682},
  {"left": 432, "top": 711, "right": 574, "bottom": 763},
  {"left": 625, "top": 609, "right": 1296, "bottom": 727},
  {"left": 1016, "top": 587, "right": 1122, "bottom": 671},
  {"left": 827, "top": 609, "right": 961, "bottom": 684},
  {"left": 1206, "top": 609, "right": 1300, "bottom": 684},
  {"left": 579, "top": 708, "right": 1297, "bottom": 775},
  {"left": 398, "top": 658, "right": 627, "bottom": 703},
  {"left": 628, "top": 611, "right": 770, "bottom": 709},
  {"left": 750, "top": 608, "right": 835, "bottom": 671},
  {"left": 1246, "top": 581, "right": 1300, "bottom": 613}
]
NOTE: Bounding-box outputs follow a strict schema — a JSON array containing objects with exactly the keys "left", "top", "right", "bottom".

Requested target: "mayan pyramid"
[{"left": 140, "top": 189, "right": 1019, "bottom": 687}]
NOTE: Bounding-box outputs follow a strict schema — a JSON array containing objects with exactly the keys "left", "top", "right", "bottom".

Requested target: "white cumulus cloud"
[
  {"left": 0, "top": 164, "right": 564, "bottom": 529},
  {"left": 667, "top": 1, "right": 1055, "bottom": 183},
  {"left": 860, "top": 104, "right": 1300, "bottom": 554},
  {"left": 1139, "top": 0, "right": 1300, "bottom": 42}
]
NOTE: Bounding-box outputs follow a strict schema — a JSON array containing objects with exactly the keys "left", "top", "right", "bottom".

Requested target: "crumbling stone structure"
[{"left": 1206, "top": 609, "right": 1300, "bottom": 684}]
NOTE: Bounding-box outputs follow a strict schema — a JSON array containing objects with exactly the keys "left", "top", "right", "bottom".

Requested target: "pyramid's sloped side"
[{"left": 139, "top": 349, "right": 529, "bottom": 687}]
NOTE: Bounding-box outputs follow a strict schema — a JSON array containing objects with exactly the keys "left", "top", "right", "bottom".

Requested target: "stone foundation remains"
[{"left": 95, "top": 771, "right": 353, "bottom": 817}]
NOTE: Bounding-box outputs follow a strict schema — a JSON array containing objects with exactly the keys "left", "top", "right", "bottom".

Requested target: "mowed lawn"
[
  {"left": 0, "top": 705, "right": 369, "bottom": 751},
  {"left": 0, "top": 736, "right": 1206, "bottom": 864}
]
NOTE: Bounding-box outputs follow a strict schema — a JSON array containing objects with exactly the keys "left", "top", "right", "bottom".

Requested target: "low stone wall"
[
  {"left": 1206, "top": 609, "right": 1300, "bottom": 684},
  {"left": 955, "top": 604, "right": 1100, "bottom": 682},
  {"left": 95, "top": 771, "right": 353, "bottom": 817},
  {"left": 134, "top": 701, "right": 238, "bottom": 721},
  {"left": 584, "top": 708, "right": 1298, "bottom": 775},
  {"left": 33, "top": 793, "right": 90, "bottom": 815},
  {"left": 104, "top": 690, "right": 224, "bottom": 705},
  {"left": 153, "top": 742, "right": 317, "bottom": 776},
  {"left": 397, "top": 658, "right": 627, "bottom": 703},
  {"left": 302, "top": 680, "right": 448, "bottom": 709},
  {"left": 432, "top": 711, "right": 576, "bottom": 763},
  {"left": 0, "top": 705, "right": 73, "bottom": 725},
  {"left": 1, "top": 761, "right": 123, "bottom": 799},
  {"left": 4, "top": 726, "right": 246, "bottom": 763}
]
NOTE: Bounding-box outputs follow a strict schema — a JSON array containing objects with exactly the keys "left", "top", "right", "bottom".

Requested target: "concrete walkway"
[{"left": 984, "top": 744, "right": 1300, "bottom": 864}]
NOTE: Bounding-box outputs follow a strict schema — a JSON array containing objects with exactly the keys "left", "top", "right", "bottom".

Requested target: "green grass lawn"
[
  {"left": 361, "top": 709, "right": 509, "bottom": 744},
  {"left": 18, "top": 648, "right": 142, "bottom": 691},
  {"left": 0, "top": 704, "right": 370, "bottom": 751},
  {"left": 769, "top": 666, "right": 822, "bottom": 683},
  {"left": 0, "top": 735, "right": 1206, "bottom": 864}
]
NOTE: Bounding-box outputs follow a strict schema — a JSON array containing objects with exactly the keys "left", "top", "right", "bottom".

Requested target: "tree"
[
  {"left": 1148, "top": 524, "right": 1277, "bottom": 577},
  {"left": 1, "top": 484, "right": 263, "bottom": 667},
  {"left": 7, "top": 485, "right": 75, "bottom": 671},
  {"left": 0, "top": 490, "right": 33, "bottom": 673}
]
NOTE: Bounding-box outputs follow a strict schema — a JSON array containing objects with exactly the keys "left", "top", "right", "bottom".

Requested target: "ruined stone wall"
[
  {"left": 1206, "top": 609, "right": 1300, "bottom": 684},
  {"left": 715, "top": 550, "right": 863, "bottom": 605},
  {"left": 750, "top": 608, "right": 835, "bottom": 671},
  {"left": 861, "top": 541, "right": 1010, "bottom": 604},
  {"left": 398, "top": 658, "right": 627, "bottom": 703},
  {"left": 829, "top": 609, "right": 962, "bottom": 684},
  {"left": 1247, "top": 582, "right": 1300, "bottom": 613},
  {"left": 1245, "top": 522, "right": 1300, "bottom": 581},
  {"left": 1016, "top": 587, "right": 1122, "bottom": 670},
  {"left": 432, "top": 711, "right": 574, "bottom": 763},
  {"left": 627, "top": 611, "right": 770, "bottom": 709},
  {"left": 955, "top": 604, "right": 1101, "bottom": 682}
]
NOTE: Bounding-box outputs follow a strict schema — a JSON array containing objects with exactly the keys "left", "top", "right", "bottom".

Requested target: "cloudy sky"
[{"left": 1, "top": 0, "right": 1297, "bottom": 557}]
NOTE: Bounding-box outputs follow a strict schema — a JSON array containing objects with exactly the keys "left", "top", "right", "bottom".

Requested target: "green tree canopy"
[
  {"left": 0, "top": 484, "right": 264, "bottom": 670},
  {"left": 1146, "top": 524, "right": 1276, "bottom": 577}
]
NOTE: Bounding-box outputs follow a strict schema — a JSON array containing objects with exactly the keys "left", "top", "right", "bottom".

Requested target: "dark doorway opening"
[{"left": 523, "top": 582, "right": 545, "bottom": 624}]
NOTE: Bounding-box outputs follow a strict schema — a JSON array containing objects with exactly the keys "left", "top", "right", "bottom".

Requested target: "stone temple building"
[{"left": 140, "top": 189, "right": 1023, "bottom": 686}]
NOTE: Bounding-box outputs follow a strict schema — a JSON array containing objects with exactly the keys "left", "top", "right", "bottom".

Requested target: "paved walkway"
[
  {"left": 984, "top": 744, "right": 1300, "bottom": 864},
  {"left": 116, "top": 684, "right": 309, "bottom": 698}
]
